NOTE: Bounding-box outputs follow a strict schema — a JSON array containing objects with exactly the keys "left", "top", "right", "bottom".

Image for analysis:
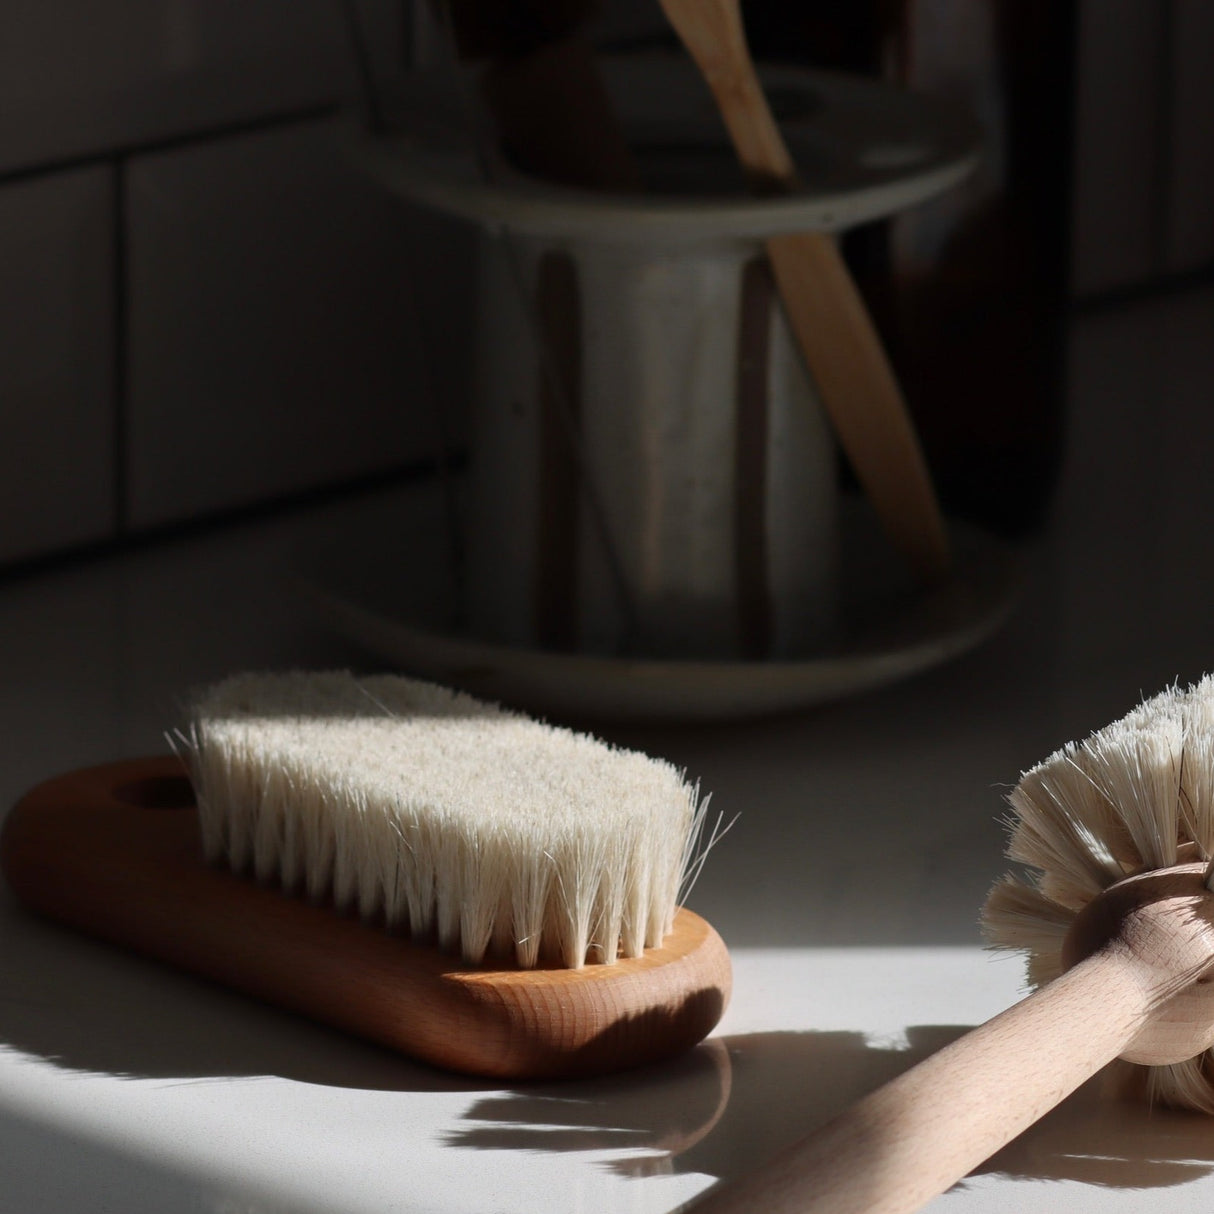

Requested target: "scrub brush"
[
  {"left": 693, "top": 676, "right": 1214, "bottom": 1214},
  {"left": 0, "top": 671, "right": 730, "bottom": 1079}
]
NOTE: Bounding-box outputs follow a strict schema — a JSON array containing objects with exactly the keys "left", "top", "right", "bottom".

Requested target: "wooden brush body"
[{"left": 1, "top": 757, "right": 730, "bottom": 1079}]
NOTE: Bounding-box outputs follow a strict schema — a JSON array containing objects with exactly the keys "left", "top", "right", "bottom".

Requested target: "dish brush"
[
  {"left": 0, "top": 671, "right": 730, "bottom": 1078},
  {"left": 693, "top": 676, "right": 1214, "bottom": 1214}
]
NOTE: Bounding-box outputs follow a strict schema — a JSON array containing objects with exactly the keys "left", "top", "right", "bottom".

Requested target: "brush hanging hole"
[{"left": 112, "top": 775, "right": 196, "bottom": 811}]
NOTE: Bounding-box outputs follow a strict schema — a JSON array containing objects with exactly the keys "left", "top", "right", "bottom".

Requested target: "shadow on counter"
[
  {"left": 451, "top": 1028, "right": 1214, "bottom": 1197},
  {"left": 4, "top": 902, "right": 1214, "bottom": 1198},
  {"left": 0, "top": 895, "right": 479, "bottom": 1094}
]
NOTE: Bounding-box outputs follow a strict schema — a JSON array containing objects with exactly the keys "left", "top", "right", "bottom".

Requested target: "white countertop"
[{"left": 4, "top": 283, "right": 1214, "bottom": 1213}]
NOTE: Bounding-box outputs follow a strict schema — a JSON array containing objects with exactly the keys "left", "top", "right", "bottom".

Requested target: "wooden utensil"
[
  {"left": 443, "top": 0, "right": 643, "bottom": 191},
  {"left": 657, "top": 0, "right": 951, "bottom": 584}
]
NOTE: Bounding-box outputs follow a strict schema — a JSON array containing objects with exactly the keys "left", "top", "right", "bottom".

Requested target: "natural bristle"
[
  {"left": 183, "top": 671, "right": 707, "bottom": 970},
  {"left": 983, "top": 675, "right": 1214, "bottom": 1110}
]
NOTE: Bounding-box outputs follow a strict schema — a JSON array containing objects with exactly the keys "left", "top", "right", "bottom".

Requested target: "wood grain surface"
[
  {"left": 1, "top": 757, "right": 731, "bottom": 1080},
  {"left": 690, "top": 863, "right": 1214, "bottom": 1214}
]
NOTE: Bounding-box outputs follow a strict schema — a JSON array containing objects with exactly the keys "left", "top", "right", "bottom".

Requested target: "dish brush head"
[
  {"left": 984, "top": 675, "right": 1214, "bottom": 1110},
  {"left": 185, "top": 671, "right": 708, "bottom": 970}
]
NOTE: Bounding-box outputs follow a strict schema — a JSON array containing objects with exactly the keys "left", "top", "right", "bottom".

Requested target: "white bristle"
[
  {"left": 183, "top": 671, "right": 709, "bottom": 970},
  {"left": 984, "top": 676, "right": 1214, "bottom": 1111},
  {"left": 1147, "top": 1057, "right": 1214, "bottom": 1113},
  {"left": 1180, "top": 678, "right": 1214, "bottom": 858}
]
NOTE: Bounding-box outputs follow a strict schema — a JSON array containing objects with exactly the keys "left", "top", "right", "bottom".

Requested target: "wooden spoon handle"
[
  {"left": 764, "top": 232, "right": 951, "bottom": 582},
  {"left": 657, "top": 0, "right": 950, "bottom": 583},
  {"left": 657, "top": 0, "right": 794, "bottom": 189},
  {"left": 693, "top": 950, "right": 1153, "bottom": 1214}
]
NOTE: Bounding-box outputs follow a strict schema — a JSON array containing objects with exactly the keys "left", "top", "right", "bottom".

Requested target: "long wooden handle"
[
  {"left": 1, "top": 758, "right": 731, "bottom": 1080},
  {"left": 763, "top": 233, "right": 951, "bottom": 582},
  {"left": 657, "top": 0, "right": 950, "bottom": 583},
  {"left": 693, "top": 949, "right": 1154, "bottom": 1214}
]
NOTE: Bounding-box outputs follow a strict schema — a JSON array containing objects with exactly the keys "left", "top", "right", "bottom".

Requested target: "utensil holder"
[{"left": 357, "top": 59, "right": 980, "bottom": 660}]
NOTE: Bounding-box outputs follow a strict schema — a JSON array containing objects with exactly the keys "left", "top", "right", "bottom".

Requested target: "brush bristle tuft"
[
  {"left": 183, "top": 671, "right": 711, "bottom": 970},
  {"left": 983, "top": 675, "right": 1214, "bottom": 1110}
]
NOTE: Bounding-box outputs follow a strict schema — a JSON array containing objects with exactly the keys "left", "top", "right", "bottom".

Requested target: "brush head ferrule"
[{"left": 1060, "top": 862, "right": 1214, "bottom": 1065}]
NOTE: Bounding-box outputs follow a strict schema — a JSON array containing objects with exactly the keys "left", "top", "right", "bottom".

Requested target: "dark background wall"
[{"left": 2, "top": 1, "right": 1211, "bottom": 568}]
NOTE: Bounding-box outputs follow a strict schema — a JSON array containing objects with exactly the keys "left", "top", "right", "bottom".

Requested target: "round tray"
[{"left": 297, "top": 500, "right": 1022, "bottom": 724}]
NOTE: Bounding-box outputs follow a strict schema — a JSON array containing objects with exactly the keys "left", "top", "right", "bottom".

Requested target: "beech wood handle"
[
  {"left": 1, "top": 758, "right": 731, "bottom": 1080},
  {"left": 657, "top": 0, "right": 951, "bottom": 583},
  {"left": 692, "top": 949, "right": 1153, "bottom": 1214}
]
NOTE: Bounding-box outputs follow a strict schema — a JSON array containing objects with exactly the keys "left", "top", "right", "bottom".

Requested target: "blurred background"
[{"left": 2, "top": 0, "right": 1211, "bottom": 577}]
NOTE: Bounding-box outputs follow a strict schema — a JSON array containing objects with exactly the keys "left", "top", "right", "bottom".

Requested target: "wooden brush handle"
[
  {"left": 694, "top": 949, "right": 1153, "bottom": 1214},
  {"left": 657, "top": 0, "right": 950, "bottom": 584},
  {"left": 696, "top": 863, "right": 1214, "bottom": 1214},
  {"left": 0, "top": 757, "right": 730, "bottom": 1080}
]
